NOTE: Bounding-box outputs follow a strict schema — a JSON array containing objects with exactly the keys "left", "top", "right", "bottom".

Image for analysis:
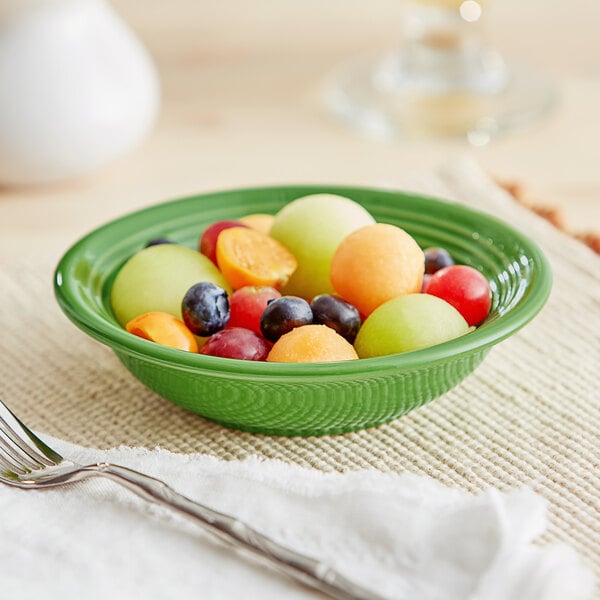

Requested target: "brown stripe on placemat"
[{"left": 497, "top": 178, "right": 600, "bottom": 254}]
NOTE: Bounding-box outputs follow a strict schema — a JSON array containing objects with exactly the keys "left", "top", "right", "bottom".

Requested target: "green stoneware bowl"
[{"left": 54, "top": 185, "right": 552, "bottom": 436}]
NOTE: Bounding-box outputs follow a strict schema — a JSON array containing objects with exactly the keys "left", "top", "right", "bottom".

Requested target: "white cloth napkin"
[{"left": 0, "top": 436, "right": 594, "bottom": 600}]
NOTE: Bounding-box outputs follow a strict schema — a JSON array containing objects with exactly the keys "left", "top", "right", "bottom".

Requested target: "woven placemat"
[{"left": 1, "top": 159, "right": 598, "bottom": 581}]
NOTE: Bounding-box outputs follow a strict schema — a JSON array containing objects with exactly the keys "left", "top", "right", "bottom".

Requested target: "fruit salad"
[{"left": 110, "top": 194, "right": 491, "bottom": 363}]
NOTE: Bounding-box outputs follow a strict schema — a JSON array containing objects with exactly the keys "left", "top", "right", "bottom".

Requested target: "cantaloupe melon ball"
[
  {"left": 238, "top": 213, "right": 274, "bottom": 235},
  {"left": 330, "top": 223, "right": 424, "bottom": 316},
  {"left": 266, "top": 324, "right": 358, "bottom": 363}
]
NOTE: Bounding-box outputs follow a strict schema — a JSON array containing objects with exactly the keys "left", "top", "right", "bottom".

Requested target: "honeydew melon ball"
[
  {"left": 110, "top": 244, "right": 232, "bottom": 327},
  {"left": 354, "top": 293, "right": 471, "bottom": 358},
  {"left": 269, "top": 194, "right": 375, "bottom": 300}
]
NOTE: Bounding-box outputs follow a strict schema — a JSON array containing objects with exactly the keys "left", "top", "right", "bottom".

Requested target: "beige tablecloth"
[{"left": 1, "top": 159, "right": 598, "bottom": 583}]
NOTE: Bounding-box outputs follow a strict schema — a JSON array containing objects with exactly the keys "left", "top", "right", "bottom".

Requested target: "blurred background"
[{"left": 1, "top": 0, "right": 599, "bottom": 262}]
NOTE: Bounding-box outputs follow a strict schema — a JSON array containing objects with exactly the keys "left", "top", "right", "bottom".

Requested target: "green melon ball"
[
  {"left": 269, "top": 194, "right": 375, "bottom": 299},
  {"left": 110, "top": 244, "right": 232, "bottom": 327},
  {"left": 354, "top": 293, "right": 471, "bottom": 358}
]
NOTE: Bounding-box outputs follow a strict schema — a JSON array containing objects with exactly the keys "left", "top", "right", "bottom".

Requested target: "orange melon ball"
[
  {"left": 239, "top": 213, "right": 274, "bottom": 235},
  {"left": 330, "top": 223, "right": 424, "bottom": 316},
  {"left": 266, "top": 325, "right": 359, "bottom": 363}
]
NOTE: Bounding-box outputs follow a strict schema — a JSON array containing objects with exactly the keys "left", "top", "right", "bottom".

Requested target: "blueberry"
[
  {"left": 145, "top": 237, "right": 174, "bottom": 248},
  {"left": 310, "top": 294, "right": 361, "bottom": 343},
  {"left": 260, "top": 296, "right": 313, "bottom": 342},
  {"left": 181, "top": 282, "right": 230, "bottom": 336},
  {"left": 424, "top": 247, "right": 455, "bottom": 275}
]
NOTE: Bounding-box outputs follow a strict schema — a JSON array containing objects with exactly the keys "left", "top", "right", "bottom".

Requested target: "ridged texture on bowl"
[
  {"left": 115, "top": 348, "right": 489, "bottom": 436},
  {"left": 55, "top": 185, "right": 551, "bottom": 436}
]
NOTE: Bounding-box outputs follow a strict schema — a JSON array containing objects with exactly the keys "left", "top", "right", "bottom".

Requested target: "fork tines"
[{"left": 0, "top": 403, "right": 58, "bottom": 476}]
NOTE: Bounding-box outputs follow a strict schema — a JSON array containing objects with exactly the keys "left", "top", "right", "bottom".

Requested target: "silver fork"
[{"left": 0, "top": 398, "right": 386, "bottom": 600}]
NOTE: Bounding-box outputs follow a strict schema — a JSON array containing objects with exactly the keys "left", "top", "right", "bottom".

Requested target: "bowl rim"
[{"left": 54, "top": 183, "right": 552, "bottom": 379}]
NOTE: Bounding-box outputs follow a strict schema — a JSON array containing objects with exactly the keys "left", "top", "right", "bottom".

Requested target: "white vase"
[{"left": 0, "top": 0, "right": 160, "bottom": 185}]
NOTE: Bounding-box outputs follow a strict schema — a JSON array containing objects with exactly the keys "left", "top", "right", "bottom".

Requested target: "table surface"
[{"left": 1, "top": 0, "right": 599, "bottom": 264}]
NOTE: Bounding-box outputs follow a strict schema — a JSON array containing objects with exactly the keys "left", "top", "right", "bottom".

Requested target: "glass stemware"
[{"left": 324, "top": 0, "right": 556, "bottom": 144}]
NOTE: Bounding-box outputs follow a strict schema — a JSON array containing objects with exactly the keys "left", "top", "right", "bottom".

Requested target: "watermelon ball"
[
  {"left": 227, "top": 286, "right": 281, "bottom": 336},
  {"left": 423, "top": 265, "right": 491, "bottom": 326}
]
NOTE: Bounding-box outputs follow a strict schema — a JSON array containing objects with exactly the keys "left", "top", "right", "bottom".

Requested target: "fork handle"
[{"left": 86, "top": 462, "right": 385, "bottom": 600}]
